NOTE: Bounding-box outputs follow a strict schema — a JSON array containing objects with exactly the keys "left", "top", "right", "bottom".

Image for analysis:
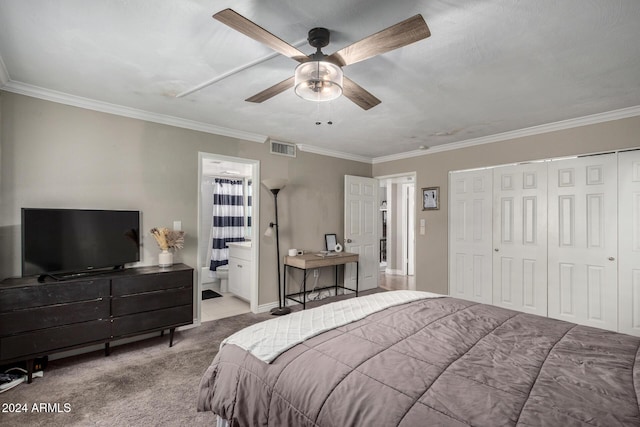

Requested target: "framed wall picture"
[{"left": 422, "top": 187, "right": 439, "bottom": 210}]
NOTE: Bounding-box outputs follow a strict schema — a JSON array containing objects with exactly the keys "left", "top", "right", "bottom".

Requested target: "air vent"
[{"left": 270, "top": 140, "right": 296, "bottom": 158}]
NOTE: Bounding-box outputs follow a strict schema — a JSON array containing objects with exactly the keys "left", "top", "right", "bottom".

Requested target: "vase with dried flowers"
[{"left": 150, "top": 227, "right": 185, "bottom": 267}]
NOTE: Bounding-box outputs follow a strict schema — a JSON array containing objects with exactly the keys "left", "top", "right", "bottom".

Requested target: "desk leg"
[
  {"left": 335, "top": 265, "right": 338, "bottom": 296},
  {"left": 356, "top": 262, "right": 359, "bottom": 297},
  {"left": 303, "top": 268, "right": 307, "bottom": 309}
]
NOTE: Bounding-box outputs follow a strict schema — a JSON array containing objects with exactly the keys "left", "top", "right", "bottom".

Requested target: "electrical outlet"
[{"left": 313, "top": 269, "right": 319, "bottom": 278}]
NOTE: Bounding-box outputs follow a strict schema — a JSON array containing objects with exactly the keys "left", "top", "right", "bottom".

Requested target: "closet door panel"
[
  {"left": 548, "top": 154, "right": 618, "bottom": 331},
  {"left": 619, "top": 150, "right": 640, "bottom": 336},
  {"left": 449, "top": 169, "right": 493, "bottom": 303},
  {"left": 492, "top": 163, "right": 548, "bottom": 316}
]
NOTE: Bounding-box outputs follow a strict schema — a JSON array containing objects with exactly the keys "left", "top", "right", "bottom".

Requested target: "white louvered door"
[
  {"left": 618, "top": 150, "right": 640, "bottom": 335},
  {"left": 492, "top": 163, "right": 548, "bottom": 316},
  {"left": 448, "top": 169, "right": 493, "bottom": 304},
  {"left": 547, "top": 154, "right": 618, "bottom": 331}
]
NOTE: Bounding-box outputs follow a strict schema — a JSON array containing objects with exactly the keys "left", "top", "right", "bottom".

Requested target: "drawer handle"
[{"left": 237, "top": 264, "right": 242, "bottom": 268}]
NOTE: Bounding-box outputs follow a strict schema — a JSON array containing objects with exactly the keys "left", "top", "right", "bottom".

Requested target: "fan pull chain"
[{"left": 314, "top": 102, "right": 334, "bottom": 126}]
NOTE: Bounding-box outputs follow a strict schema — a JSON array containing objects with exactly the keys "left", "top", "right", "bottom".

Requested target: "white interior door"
[
  {"left": 448, "top": 169, "right": 493, "bottom": 303},
  {"left": 547, "top": 153, "right": 618, "bottom": 330},
  {"left": 618, "top": 150, "right": 640, "bottom": 336},
  {"left": 492, "top": 163, "right": 548, "bottom": 316},
  {"left": 344, "top": 175, "right": 379, "bottom": 291}
]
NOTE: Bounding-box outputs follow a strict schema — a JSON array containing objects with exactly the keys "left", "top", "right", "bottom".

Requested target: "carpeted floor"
[
  {"left": 0, "top": 311, "right": 271, "bottom": 426},
  {"left": 0, "top": 289, "right": 382, "bottom": 426}
]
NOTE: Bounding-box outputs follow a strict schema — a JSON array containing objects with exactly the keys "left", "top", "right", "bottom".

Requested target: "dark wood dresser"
[{"left": 0, "top": 264, "right": 193, "bottom": 383}]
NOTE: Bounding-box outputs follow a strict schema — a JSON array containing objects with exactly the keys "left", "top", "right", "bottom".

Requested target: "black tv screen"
[{"left": 22, "top": 208, "right": 140, "bottom": 277}]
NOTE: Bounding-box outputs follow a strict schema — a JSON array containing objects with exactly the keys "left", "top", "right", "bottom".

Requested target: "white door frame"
[
  {"left": 401, "top": 182, "right": 416, "bottom": 276},
  {"left": 196, "top": 152, "right": 260, "bottom": 325},
  {"left": 375, "top": 172, "right": 417, "bottom": 278}
]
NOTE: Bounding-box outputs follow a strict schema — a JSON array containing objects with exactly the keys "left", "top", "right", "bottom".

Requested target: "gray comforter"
[{"left": 197, "top": 297, "right": 640, "bottom": 426}]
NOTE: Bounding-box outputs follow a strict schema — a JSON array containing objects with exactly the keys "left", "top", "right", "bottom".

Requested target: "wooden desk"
[{"left": 283, "top": 252, "right": 359, "bottom": 309}]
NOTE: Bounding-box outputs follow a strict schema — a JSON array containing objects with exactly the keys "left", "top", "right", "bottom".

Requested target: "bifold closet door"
[
  {"left": 492, "top": 163, "right": 548, "bottom": 316},
  {"left": 619, "top": 150, "right": 640, "bottom": 336},
  {"left": 547, "top": 153, "right": 618, "bottom": 331},
  {"left": 448, "top": 169, "right": 493, "bottom": 304}
]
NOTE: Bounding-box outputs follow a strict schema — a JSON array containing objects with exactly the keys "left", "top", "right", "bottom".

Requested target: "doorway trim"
[
  {"left": 196, "top": 152, "right": 260, "bottom": 325},
  {"left": 374, "top": 172, "right": 417, "bottom": 286}
]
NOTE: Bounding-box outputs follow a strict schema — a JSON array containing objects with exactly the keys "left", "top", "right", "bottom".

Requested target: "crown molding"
[
  {"left": 0, "top": 80, "right": 268, "bottom": 143},
  {"left": 372, "top": 105, "right": 640, "bottom": 164},
  {"left": 296, "top": 144, "right": 372, "bottom": 164},
  {"left": 4, "top": 74, "right": 639, "bottom": 163}
]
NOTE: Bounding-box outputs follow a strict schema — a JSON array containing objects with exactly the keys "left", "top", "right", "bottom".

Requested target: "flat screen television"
[{"left": 22, "top": 208, "right": 140, "bottom": 279}]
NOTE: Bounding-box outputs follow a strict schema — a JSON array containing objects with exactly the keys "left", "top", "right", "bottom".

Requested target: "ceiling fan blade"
[
  {"left": 342, "top": 77, "right": 381, "bottom": 110},
  {"left": 214, "top": 9, "right": 308, "bottom": 62},
  {"left": 327, "top": 15, "right": 430, "bottom": 67},
  {"left": 245, "top": 76, "right": 295, "bottom": 103}
]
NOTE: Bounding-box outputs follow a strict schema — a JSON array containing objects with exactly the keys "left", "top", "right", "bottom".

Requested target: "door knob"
[
  {"left": 494, "top": 248, "right": 499, "bottom": 252},
  {"left": 346, "top": 239, "right": 353, "bottom": 243},
  {"left": 608, "top": 257, "right": 615, "bottom": 261}
]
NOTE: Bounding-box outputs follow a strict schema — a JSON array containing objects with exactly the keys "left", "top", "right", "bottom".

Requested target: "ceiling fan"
[{"left": 211, "top": 8, "right": 431, "bottom": 110}]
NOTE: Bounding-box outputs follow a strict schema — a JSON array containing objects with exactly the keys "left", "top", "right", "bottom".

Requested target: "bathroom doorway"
[{"left": 197, "top": 152, "right": 260, "bottom": 324}]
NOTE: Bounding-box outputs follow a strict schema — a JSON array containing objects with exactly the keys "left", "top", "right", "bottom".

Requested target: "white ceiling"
[{"left": 1, "top": 0, "right": 640, "bottom": 161}]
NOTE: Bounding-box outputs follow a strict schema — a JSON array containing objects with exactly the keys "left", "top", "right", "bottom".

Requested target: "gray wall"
[
  {"left": 0, "top": 91, "right": 371, "bottom": 305},
  {"left": 373, "top": 115, "right": 640, "bottom": 295}
]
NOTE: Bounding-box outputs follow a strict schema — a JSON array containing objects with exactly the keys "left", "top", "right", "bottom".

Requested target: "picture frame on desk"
[
  {"left": 325, "top": 233, "right": 337, "bottom": 251},
  {"left": 422, "top": 186, "right": 439, "bottom": 210}
]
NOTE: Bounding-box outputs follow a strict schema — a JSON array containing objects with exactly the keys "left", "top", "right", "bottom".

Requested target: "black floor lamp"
[{"left": 263, "top": 178, "right": 291, "bottom": 316}]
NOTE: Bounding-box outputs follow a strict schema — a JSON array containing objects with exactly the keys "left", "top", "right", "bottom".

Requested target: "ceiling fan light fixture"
[{"left": 294, "top": 60, "right": 343, "bottom": 102}]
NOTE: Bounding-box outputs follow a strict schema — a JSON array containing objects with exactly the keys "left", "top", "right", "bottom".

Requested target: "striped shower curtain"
[{"left": 209, "top": 178, "right": 245, "bottom": 271}]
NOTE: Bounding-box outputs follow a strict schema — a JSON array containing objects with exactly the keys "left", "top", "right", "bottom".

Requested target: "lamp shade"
[
  {"left": 264, "top": 226, "right": 273, "bottom": 237},
  {"left": 294, "top": 60, "right": 343, "bottom": 102},
  {"left": 262, "top": 178, "right": 288, "bottom": 191}
]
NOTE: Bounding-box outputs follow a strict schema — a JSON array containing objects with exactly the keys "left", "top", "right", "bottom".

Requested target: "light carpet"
[{"left": 0, "top": 289, "right": 383, "bottom": 426}]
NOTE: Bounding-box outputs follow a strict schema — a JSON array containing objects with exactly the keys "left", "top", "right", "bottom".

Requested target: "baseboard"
[
  {"left": 385, "top": 268, "right": 403, "bottom": 275},
  {"left": 257, "top": 301, "right": 279, "bottom": 313}
]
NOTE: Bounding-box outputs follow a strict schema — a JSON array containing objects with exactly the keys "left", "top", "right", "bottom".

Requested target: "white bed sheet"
[{"left": 221, "top": 290, "right": 442, "bottom": 363}]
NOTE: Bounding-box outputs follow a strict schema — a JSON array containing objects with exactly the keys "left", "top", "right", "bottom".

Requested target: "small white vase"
[{"left": 158, "top": 250, "right": 173, "bottom": 267}]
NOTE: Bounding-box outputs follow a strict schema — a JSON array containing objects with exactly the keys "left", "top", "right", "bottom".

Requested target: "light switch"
[
  {"left": 420, "top": 219, "right": 426, "bottom": 227},
  {"left": 173, "top": 220, "right": 182, "bottom": 231}
]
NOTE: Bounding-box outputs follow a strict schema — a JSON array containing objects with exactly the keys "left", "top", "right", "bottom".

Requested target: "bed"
[{"left": 197, "top": 291, "right": 640, "bottom": 426}]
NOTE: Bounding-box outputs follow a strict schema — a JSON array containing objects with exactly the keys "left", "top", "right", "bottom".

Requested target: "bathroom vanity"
[{"left": 226, "top": 242, "right": 252, "bottom": 301}]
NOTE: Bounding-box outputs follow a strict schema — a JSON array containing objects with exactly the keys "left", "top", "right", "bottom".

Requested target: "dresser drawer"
[
  {"left": 0, "top": 279, "right": 110, "bottom": 312},
  {"left": 111, "top": 305, "right": 192, "bottom": 337},
  {"left": 111, "top": 287, "right": 192, "bottom": 316},
  {"left": 112, "top": 270, "right": 192, "bottom": 296},
  {"left": 0, "top": 320, "right": 111, "bottom": 361},
  {"left": 0, "top": 299, "right": 110, "bottom": 335}
]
